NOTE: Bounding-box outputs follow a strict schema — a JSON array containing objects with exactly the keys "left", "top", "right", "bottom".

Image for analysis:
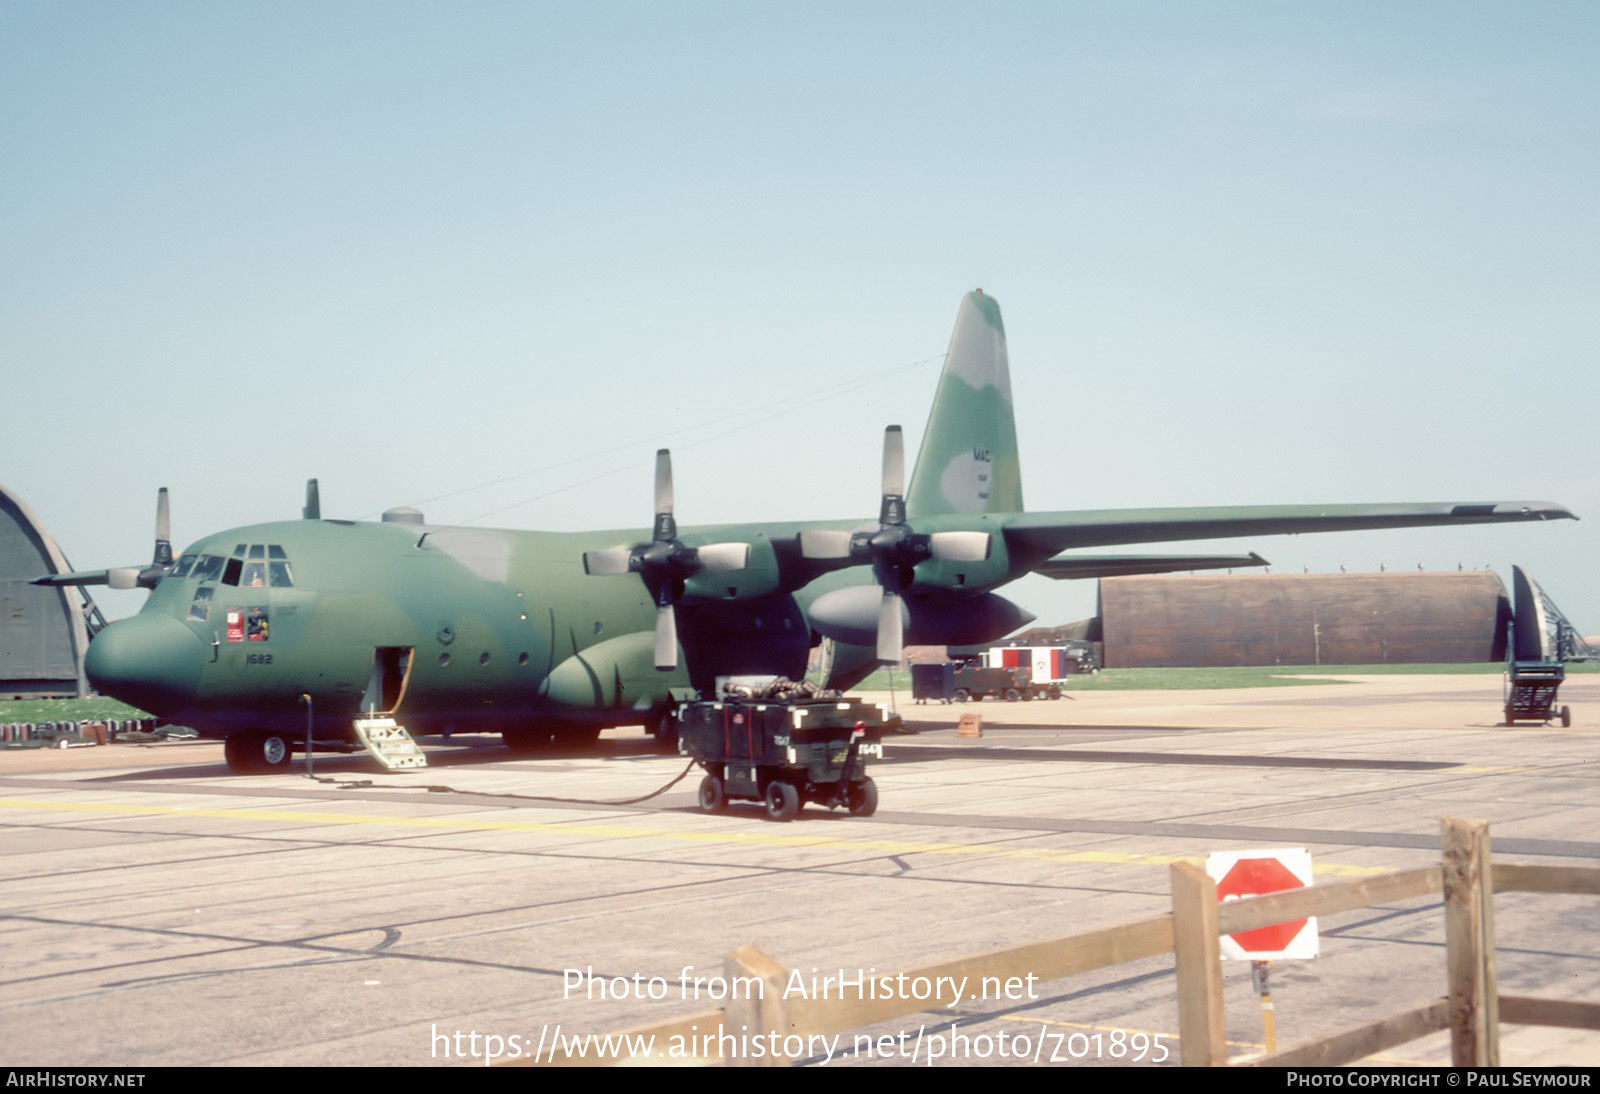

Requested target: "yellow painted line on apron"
[{"left": 0, "top": 798, "right": 1392, "bottom": 877}]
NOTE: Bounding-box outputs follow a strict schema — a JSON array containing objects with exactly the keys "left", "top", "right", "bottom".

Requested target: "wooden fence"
[{"left": 521, "top": 816, "right": 1600, "bottom": 1066}]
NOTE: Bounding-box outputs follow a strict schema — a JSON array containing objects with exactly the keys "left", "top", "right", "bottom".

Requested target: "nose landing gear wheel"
[
  {"left": 224, "top": 730, "right": 292, "bottom": 774},
  {"left": 764, "top": 780, "right": 800, "bottom": 822}
]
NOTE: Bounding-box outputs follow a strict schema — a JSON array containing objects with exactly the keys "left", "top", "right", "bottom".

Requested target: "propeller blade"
[
  {"left": 695, "top": 542, "right": 751, "bottom": 572},
  {"left": 654, "top": 603, "right": 678, "bottom": 670},
  {"left": 153, "top": 488, "right": 172, "bottom": 567},
  {"left": 583, "top": 547, "right": 635, "bottom": 576},
  {"left": 876, "top": 589, "right": 905, "bottom": 664},
  {"left": 798, "top": 529, "right": 855, "bottom": 559},
  {"left": 653, "top": 449, "right": 674, "bottom": 540},
  {"left": 880, "top": 425, "right": 904, "bottom": 508},
  {"left": 303, "top": 478, "right": 321, "bottom": 521},
  {"left": 929, "top": 531, "right": 992, "bottom": 562}
]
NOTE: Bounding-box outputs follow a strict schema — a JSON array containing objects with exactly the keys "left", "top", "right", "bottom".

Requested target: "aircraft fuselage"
[{"left": 85, "top": 517, "right": 815, "bottom": 746}]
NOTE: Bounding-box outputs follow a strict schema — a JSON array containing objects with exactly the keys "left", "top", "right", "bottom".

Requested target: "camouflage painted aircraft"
[{"left": 40, "top": 292, "right": 1575, "bottom": 772}]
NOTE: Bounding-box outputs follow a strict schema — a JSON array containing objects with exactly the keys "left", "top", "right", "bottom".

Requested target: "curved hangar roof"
[{"left": 0, "top": 482, "right": 98, "bottom": 698}]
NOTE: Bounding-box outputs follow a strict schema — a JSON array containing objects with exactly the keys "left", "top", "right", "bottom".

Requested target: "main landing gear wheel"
[
  {"left": 502, "top": 728, "right": 555, "bottom": 754},
  {"left": 846, "top": 777, "right": 878, "bottom": 818},
  {"left": 224, "top": 730, "right": 292, "bottom": 774},
  {"left": 697, "top": 775, "right": 727, "bottom": 814},
  {"left": 550, "top": 726, "right": 602, "bottom": 755},
  {"left": 764, "top": 780, "right": 800, "bottom": 822},
  {"left": 652, "top": 712, "right": 680, "bottom": 752}
]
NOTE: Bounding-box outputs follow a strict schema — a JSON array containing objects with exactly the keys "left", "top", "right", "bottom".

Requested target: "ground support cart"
[
  {"left": 677, "top": 696, "right": 885, "bottom": 821},
  {"left": 1504, "top": 660, "right": 1572, "bottom": 726}
]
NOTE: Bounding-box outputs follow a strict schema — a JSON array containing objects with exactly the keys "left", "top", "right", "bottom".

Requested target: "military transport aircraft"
[{"left": 39, "top": 292, "right": 1575, "bottom": 773}]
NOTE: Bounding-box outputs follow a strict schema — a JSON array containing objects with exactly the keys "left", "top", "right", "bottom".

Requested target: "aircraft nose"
[{"left": 85, "top": 615, "right": 205, "bottom": 716}]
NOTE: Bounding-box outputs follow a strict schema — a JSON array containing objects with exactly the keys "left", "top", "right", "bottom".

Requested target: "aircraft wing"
[
  {"left": 1032, "top": 552, "right": 1269, "bottom": 580},
  {"left": 33, "top": 565, "right": 150, "bottom": 590},
  {"left": 33, "top": 568, "right": 114, "bottom": 587},
  {"left": 1002, "top": 501, "right": 1577, "bottom": 565}
]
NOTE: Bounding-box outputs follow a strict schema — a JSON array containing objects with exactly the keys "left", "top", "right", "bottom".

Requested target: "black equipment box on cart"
[{"left": 677, "top": 695, "right": 885, "bottom": 821}]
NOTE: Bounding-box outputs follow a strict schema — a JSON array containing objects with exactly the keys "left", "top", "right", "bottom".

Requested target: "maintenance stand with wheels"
[
  {"left": 1504, "top": 661, "right": 1572, "bottom": 727},
  {"left": 677, "top": 679, "right": 886, "bottom": 822}
]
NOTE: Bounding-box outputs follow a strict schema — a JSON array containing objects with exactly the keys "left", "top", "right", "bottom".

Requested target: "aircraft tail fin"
[{"left": 905, "top": 291, "right": 1024, "bottom": 517}]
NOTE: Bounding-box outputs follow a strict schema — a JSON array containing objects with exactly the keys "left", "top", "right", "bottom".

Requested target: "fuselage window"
[
  {"left": 169, "top": 555, "right": 197, "bottom": 579},
  {"left": 232, "top": 544, "right": 247, "bottom": 559},
  {"left": 241, "top": 561, "right": 268, "bottom": 587},
  {"left": 247, "top": 544, "right": 266, "bottom": 560},
  {"left": 268, "top": 545, "right": 288, "bottom": 560},
  {"left": 221, "top": 557, "right": 244, "bottom": 586},
  {"left": 268, "top": 561, "right": 294, "bottom": 587}
]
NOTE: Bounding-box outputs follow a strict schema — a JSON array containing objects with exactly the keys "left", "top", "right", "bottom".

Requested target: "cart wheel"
[
  {"left": 1020, "top": 689, "right": 1033, "bottom": 701},
  {"left": 1004, "top": 688, "right": 1021, "bottom": 703},
  {"left": 846, "top": 777, "right": 879, "bottom": 818},
  {"left": 954, "top": 689, "right": 969, "bottom": 703},
  {"left": 1049, "top": 687, "right": 1062, "bottom": 700},
  {"left": 1561, "top": 705, "right": 1572, "bottom": 727},
  {"left": 697, "top": 775, "right": 727, "bottom": 815},
  {"left": 764, "top": 780, "right": 800, "bottom": 822}
]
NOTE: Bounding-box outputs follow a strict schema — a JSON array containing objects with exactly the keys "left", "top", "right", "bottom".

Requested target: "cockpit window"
[
  {"left": 190, "top": 555, "right": 225, "bottom": 582},
  {"left": 188, "top": 586, "right": 213, "bottom": 622},
  {"left": 183, "top": 547, "right": 293, "bottom": 589}
]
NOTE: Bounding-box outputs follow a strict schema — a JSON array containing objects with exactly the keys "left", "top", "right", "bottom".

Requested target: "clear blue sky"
[{"left": 4, "top": 2, "right": 1596, "bottom": 633}]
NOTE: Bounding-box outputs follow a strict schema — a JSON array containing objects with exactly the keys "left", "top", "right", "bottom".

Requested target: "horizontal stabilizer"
[{"left": 1034, "top": 552, "right": 1269, "bottom": 581}]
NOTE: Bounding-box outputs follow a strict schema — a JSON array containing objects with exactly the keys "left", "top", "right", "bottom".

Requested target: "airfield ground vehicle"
[
  {"left": 676, "top": 690, "right": 885, "bottom": 821},
  {"left": 911, "top": 662, "right": 1040, "bottom": 703}
]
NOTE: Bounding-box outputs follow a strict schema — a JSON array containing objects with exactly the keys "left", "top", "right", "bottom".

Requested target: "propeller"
[
  {"left": 34, "top": 488, "right": 173, "bottom": 590},
  {"left": 800, "top": 427, "right": 993, "bottom": 663},
  {"left": 582, "top": 450, "right": 751, "bottom": 670}
]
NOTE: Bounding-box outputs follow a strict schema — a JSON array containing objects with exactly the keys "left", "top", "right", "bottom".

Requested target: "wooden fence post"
[
  {"left": 723, "top": 943, "right": 793, "bottom": 1067},
  {"left": 1171, "top": 861, "right": 1227, "bottom": 1066},
  {"left": 1442, "top": 817, "right": 1499, "bottom": 1066}
]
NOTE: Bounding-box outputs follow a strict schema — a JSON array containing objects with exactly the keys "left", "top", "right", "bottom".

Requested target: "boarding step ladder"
[{"left": 352, "top": 716, "right": 428, "bottom": 770}]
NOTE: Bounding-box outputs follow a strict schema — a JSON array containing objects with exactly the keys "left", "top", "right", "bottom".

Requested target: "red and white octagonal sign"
[{"left": 1206, "top": 848, "right": 1319, "bottom": 960}]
